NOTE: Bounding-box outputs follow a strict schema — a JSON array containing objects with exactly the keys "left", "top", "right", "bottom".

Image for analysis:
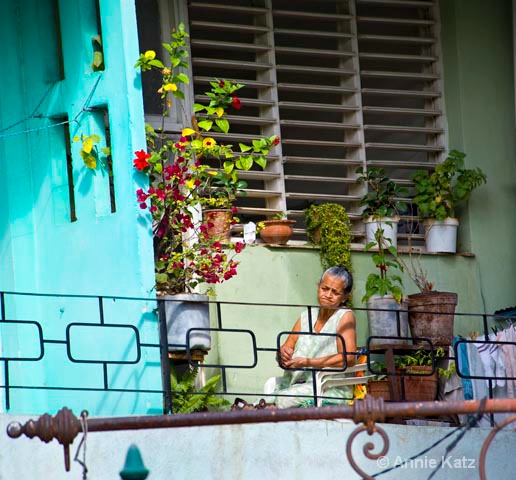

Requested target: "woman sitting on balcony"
[{"left": 271, "top": 265, "right": 358, "bottom": 408}]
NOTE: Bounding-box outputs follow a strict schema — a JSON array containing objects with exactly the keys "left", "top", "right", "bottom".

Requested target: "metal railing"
[{"left": 0, "top": 290, "right": 515, "bottom": 417}]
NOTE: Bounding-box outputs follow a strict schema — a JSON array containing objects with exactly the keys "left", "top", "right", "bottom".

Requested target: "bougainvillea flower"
[
  {"left": 133, "top": 150, "right": 150, "bottom": 170},
  {"left": 231, "top": 96, "right": 242, "bottom": 109}
]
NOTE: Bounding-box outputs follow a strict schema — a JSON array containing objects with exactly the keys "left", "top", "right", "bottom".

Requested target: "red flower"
[
  {"left": 235, "top": 242, "right": 244, "bottom": 253},
  {"left": 218, "top": 80, "right": 224, "bottom": 88},
  {"left": 133, "top": 150, "right": 150, "bottom": 170},
  {"left": 231, "top": 96, "right": 241, "bottom": 109},
  {"left": 273, "top": 136, "right": 280, "bottom": 146}
]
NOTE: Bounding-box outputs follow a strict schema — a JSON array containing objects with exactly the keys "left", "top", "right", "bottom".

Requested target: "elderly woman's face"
[{"left": 317, "top": 274, "right": 347, "bottom": 308}]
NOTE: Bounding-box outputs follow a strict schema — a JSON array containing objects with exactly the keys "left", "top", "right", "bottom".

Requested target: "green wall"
[
  {"left": 208, "top": 1, "right": 516, "bottom": 396},
  {"left": 210, "top": 246, "right": 485, "bottom": 401},
  {"left": 440, "top": 0, "right": 516, "bottom": 312}
]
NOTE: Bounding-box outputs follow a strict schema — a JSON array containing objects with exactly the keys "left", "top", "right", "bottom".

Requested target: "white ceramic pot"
[
  {"left": 158, "top": 293, "right": 211, "bottom": 352},
  {"left": 364, "top": 216, "right": 399, "bottom": 249},
  {"left": 424, "top": 218, "right": 459, "bottom": 253},
  {"left": 366, "top": 295, "right": 409, "bottom": 346}
]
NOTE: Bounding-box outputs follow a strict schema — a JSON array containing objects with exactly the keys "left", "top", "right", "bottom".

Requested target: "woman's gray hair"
[{"left": 320, "top": 266, "right": 353, "bottom": 294}]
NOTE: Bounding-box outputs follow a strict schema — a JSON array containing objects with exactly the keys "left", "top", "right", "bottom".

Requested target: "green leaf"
[
  {"left": 198, "top": 120, "right": 213, "bottom": 131},
  {"left": 193, "top": 103, "right": 205, "bottom": 113},
  {"left": 175, "top": 73, "right": 190, "bottom": 84},
  {"left": 223, "top": 161, "right": 234, "bottom": 174},
  {"left": 239, "top": 155, "right": 253, "bottom": 171},
  {"left": 255, "top": 156, "right": 267, "bottom": 170},
  {"left": 149, "top": 59, "right": 165, "bottom": 69},
  {"left": 215, "top": 118, "right": 229, "bottom": 134},
  {"left": 239, "top": 143, "right": 252, "bottom": 153}
]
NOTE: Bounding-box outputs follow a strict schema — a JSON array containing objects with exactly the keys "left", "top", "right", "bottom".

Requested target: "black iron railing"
[{"left": 0, "top": 290, "right": 515, "bottom": 417}]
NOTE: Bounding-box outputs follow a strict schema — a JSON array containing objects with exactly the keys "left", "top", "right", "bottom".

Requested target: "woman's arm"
[
  {"left": 284, "top": 311, "right": 357, "bottom": 369},
  {"left": 277, "top": 316, "right": 301, "bottom": 366}
]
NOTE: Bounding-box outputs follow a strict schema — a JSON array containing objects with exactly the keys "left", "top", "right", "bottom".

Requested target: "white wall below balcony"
[{"left": 1, "top": 413, "right": 515, "bottom": 479}]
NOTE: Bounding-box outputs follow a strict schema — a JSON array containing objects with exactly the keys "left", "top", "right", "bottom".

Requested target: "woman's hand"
[
  {"left": 284, "top": 356, "right": 311, "bottom": 368},
  {"left": 278, "top": 344, "right": 294, "bottom": 366}
]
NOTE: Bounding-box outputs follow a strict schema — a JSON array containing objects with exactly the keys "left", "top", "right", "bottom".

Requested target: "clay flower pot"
[{"left": 259, "top": 219, "right": 295, "bottom": 245}]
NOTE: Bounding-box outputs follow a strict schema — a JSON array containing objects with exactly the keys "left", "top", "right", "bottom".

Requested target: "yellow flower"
[
  {"left": 181, "top": 128, "right": 196, "bottom": 137},
  {"left": 185, "top": 179, "right": 195, "bottom": 189},
  {"left": 163, "top": 83, "right": 177, "bottom": 92},
  {"left": 144, "top": 50, "right": 156, "bottom": 60},
  {"left": 215, "top": 107, "right": 224, "bottom": 118},
  {"left": 82, "top": 138, "right": 93, "bottom": 154},
  {"left": 203, "top": 137, "right": 216, "bottom": 148}
]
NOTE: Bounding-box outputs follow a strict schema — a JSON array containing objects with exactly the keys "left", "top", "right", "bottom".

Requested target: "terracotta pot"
[
  {"left": 259, "top": 219, "right": 295, "bottom": 245},
  {"left": 408, "top": 291, "right": 457, "bottom": 346},
  {"left": 403, "top": 365, "right": 438, "bottom": 401},
  {"left": 367, "top": 379, "right": 393, "bottom": 400},
  {"left": 203, "top": 209, "right": 232, "bottom": 242}
]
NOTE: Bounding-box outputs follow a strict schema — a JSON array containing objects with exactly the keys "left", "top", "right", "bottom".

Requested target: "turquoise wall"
[{"left": 0, "top": 0, "right": 160, "bottom": 415}]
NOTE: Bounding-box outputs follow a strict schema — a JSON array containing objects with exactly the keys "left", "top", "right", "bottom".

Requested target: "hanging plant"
[{"left": 304, "top": 203, "right": 352, "bottom": 272}]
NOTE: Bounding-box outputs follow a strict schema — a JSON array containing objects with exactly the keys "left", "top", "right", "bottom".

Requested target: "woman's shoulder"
[
  {"left": 299, "top": 307, "right": 319, "bottom": 329},
  {"left": 336, "top": 307, "right": 354, "bottom": 318}
]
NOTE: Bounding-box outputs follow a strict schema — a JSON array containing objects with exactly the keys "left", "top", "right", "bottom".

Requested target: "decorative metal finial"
[{"left": 120, "top": 444, "right": 150, "bottom": 480}]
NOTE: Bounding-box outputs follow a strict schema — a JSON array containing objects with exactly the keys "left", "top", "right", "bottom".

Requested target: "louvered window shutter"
[{"left": 139, "top": 0, "right": 445, "bottom": 247}]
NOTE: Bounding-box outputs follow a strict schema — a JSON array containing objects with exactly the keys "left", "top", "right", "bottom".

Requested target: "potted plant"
[
  {"left": 368, "top": 347, "right": 454, "bottom": 402},
  {"left": 304, "top": 203, "right": 352, "bottom": 273},
  {"left": 133, "top": 24, "right": 280, "bottom": 352},
  {"left": 259, "top": 212, "right": 296, "bottom": 245},
  {"left": 170, "top": 367, "right": 230, "bottom": 413},
  {"left": 412, "top": 149, "right": 486, "bottom": 253},
  {"left": 396, "top": 253, "right": 458, "bottom": 346},
  {"left": 356, "top": 166, "right": 408, "bottom": 249},
  {"left": 362, "top": 227, "right": 409, "bottom": 345}
]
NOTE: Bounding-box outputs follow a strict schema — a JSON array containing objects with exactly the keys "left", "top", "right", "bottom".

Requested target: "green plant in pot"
[
  {"left": 170, "top": 367, "right": 230, "bottom": 413},
  {"left": 356, "top": 166, "right": 407, "bottom": 249},
  {"left": 362, "top": 228, "right": 409, "bottom": 345},
  {"left": 368, "top": 347, "right": 455, "bottom": 402},
  {"left": 133, "top": 24, "right": 280, "bottom": 355},
  {"left": 304, "top": 203, "right": 352, "bottom": 272},
  {"left": 412, "top": 149, "right": 486, "bottom": 253}
]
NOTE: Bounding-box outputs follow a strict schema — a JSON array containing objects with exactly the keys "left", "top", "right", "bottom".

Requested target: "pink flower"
[{"left": 234, "top": 242, "right": 244, "bottom": 254}]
